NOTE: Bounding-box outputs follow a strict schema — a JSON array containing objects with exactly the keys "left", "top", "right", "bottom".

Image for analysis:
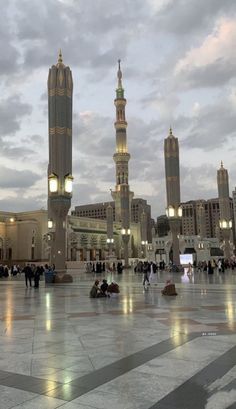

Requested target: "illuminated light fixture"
[
  {"left": 220, "top": 219, "right": 232, "bottom": 229},
  {"left": 141, "top": 240, "right": 148, "bottom": 245},
  {"left": 121, "top": 228, "right": 130, "bottom": 235},
  {"left": 106, "top": 238, "right": 114, "bottom": 244},
  {"left": 49, "top": 173, "right": 58, "bottom": 193},
  {"left": 178, "top": 206, "right": 183, "bottom": 217},
  {"left": 9, "top": 217, "right": 15, "bottom": 223},
  {"left": 48, "top": 219, "right": 53, "bottom": 229},
  {"left": 65, "top": 174, "right": 73, "bottom": 193},
  {"left": 166, "top": 206, "right": 175, "bottom": 218}
]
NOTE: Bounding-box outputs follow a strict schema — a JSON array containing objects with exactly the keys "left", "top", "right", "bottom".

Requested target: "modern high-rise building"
[
  {"left": 164, "top": 127, "right": 182, "bottom": 265},
  {"left": 156, "top": 215, "right": 170, "bottom": 237},
  {"left": 181, "top": 198, "right": 234, "bottom": 240},
  {"left": 181, "top": 200, "right": 206, "bottom": 237},
  {"left": 47, "top": 51, "right": 73, "bottom": 272}
]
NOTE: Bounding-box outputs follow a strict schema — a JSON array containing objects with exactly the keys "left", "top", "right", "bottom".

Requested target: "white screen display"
[{"left": 180, "top": 254, "right": 193, "bottom": 265}]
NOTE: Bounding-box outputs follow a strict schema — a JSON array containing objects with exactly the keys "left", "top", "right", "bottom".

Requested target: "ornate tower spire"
[
  {"left": 57, "top": 49, "right": 65, "bottom": 67},
  {"left": 111, "top": 61, "right": 133, "bottom": 267},
  {"left": 116, "top": 59, "right": 124, "bottom": 99}
]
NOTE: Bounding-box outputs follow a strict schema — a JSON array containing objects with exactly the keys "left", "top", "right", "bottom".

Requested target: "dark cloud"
[
  {"left": 21, "top": 134, "right": 45, "bottom": 146},
  {"left": 72, "top": 182, "right": 111, "bottom": 208},
  {"left": 0, "top": 166, "right": 41, "bottom": 188},
  {"left": 0, "top": 3, "right": 20, "bottom": 76},
  {"left": 15, "top": 0, "right": 146, "bottom": 75},
  {"left": 177, "top": 101, "right": 236, "bottom": 151},
  {"left": 0, "top": 95, "right": 32, "bottom": 136},
  {"left": 1, "top": 146, "right": 35, "bottom": 160},
  {"left": 176, "top": 59, "right": 236, "bottom": 89},
  {"left": 181, "top": 163, "right": 218, "bottom": 201},
  {"left": 154, "top": 0, "right": 236, "bottom": 35},
  {"left": 0, "top": 194, "right": 46, "bottom": 212}
]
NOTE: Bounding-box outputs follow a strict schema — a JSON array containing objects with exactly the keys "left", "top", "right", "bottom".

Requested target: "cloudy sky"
[{"left": 0, "top": 0, "right": 236, "bottom": 218}]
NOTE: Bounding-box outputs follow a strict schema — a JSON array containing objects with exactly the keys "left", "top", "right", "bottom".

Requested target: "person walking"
[
  {"left": 207, "top": 260, "right": 213, "bottom": 275},
  {"left": 23, "top": 264, "right": 33, "bottom": 287},
  {"left": 34, "top": 266, "right": 41, "bottom": 288},
  {"left": 143, "top": 261, "right": 150, "bottom": 288},
  {"left": 149, "top": 262, "right": 158, "bottom": 285}
]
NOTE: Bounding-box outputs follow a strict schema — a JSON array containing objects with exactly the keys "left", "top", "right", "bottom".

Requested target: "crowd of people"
[
  {"left": 0, "top": 263, "right": 56, "bottom": 288},
  {"left": 85, "top": 261, "right": 124, "bottom": 274},
  {"left": 0, "top": 264, "right": 21, "bottom": 278},
  {"left": 195, "top": 258, "right": 234, "bottom": 273}
]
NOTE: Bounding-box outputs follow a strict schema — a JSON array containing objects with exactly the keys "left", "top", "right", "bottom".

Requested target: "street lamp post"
[
  {"left": 141, "top": 240, "right": 148, "bottom": 258},
  {"left": 219, "top": 219, "right": 232, "bottom": 259},
  {"left": 47, "top": 52, "right": 74, "bottom": 275},
  {"left": 121, "top": 228, "right": 130, "bottom": 267},
  {"left": 166, "top": 205, "right": 182, "bottom": 267}
]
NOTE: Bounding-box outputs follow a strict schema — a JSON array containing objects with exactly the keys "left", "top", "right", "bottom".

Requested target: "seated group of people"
[{"left": 90, "top": 279, "right": 120, "bottom": 298}]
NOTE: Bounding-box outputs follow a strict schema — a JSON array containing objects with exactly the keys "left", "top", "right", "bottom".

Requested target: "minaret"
[
  {"left": 111, "top": 60, "right": 133, "bottom": 267},
  {"left": 47, "top": 50, "right": 73, "bottom": 273},
  {"left": 164, "top": 127, "right": 182, "bottom": 267},
  {"left": 217, "top": 161, "right": 232, "bottom": 259}
]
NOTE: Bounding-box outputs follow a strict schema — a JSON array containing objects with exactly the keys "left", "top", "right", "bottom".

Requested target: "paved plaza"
[{"left": 0, "top": 269, "right": 236, "bottom": 408}]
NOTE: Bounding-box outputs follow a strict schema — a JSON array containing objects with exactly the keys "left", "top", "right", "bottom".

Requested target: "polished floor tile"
[{"left": 0, "top": 269, "right": 236, "bottom": 408}]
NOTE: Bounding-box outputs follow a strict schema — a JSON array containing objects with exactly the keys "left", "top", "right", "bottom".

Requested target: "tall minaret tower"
[
  {"left": 47, "top": 50, "right": 73, "bottom": 273},
  {"left": 112, "top": 60, "right": 133, "bottom": 267},
  {"left": 217, "top": 161, "right": 232, "bottom": 259},
  {"left": 164, "top": 127, "right": 182, "bottom": 267}
]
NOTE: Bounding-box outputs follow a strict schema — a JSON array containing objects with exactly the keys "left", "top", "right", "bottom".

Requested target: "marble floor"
[{"left": 0, "top": 269, "right": 236, "bottom": 408}]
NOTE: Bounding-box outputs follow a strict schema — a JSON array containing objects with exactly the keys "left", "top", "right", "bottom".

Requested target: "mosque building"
[
  {"left": 0, "top": 52, "right": 233, "bottom": 268},
  {"left": 0, "top": 53, "right": 149, "bottom": 267}
]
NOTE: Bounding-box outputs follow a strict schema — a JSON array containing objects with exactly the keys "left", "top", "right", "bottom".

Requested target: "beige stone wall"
[{"left": 0, "top": 210, "right": 142, "bottom": 264}]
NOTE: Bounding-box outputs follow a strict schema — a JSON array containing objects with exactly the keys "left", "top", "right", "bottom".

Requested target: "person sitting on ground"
[
  {"left": 90, "top": 280, "right": 101, "bottom": 298},
  {"left": 107, "top": 282, "right": 120, "bottom": 294},
  {"left": 100, "top": 279, "right": 109, "bottom": 297},
  {"left": 161, "top": 279, "right": 177, "bottom": 296}
]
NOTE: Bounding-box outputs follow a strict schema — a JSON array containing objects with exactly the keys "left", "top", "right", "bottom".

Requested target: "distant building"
[
  {"left": 151, "top": 233, "right": 223, "bottom": 265},
  {"left": 181, "top": 198, "right": 234, "bottom": 239},
  {"left": 72, "top": 197, "right": 152, "bottom": 241},
  {"left": 156, "top": 215, "right": 170, "bottom": 237}
]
